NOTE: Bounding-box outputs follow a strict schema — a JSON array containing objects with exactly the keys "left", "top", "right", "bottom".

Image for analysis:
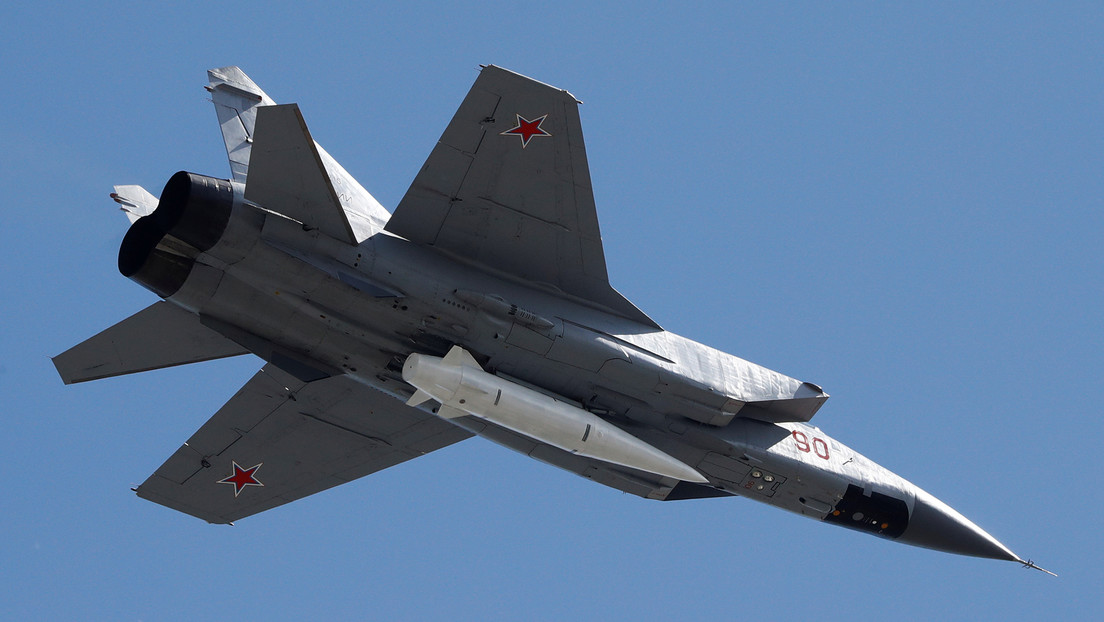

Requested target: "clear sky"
[{"left": 3, "top": 2, "right": 1101, "bottom": 620}]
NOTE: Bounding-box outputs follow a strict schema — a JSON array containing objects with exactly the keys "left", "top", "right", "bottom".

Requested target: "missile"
[{"left": 403, "top": 346, "right": 708, "bottom": 484}]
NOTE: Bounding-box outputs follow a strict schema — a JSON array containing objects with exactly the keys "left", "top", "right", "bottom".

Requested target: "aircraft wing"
[
  {"left": 136, "top": 364, "right": 471, "bottom": 523},
  {"left": 386, "top": 65, "right": 658, "bottom": 328}
]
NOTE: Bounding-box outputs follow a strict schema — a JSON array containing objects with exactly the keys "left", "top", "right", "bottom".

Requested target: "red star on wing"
[
  {"left": 500, "top": 114, "right": 551, "bottom": 148},
  {"left": 217, "top": 461, "right": 264, "bottom": 497}
]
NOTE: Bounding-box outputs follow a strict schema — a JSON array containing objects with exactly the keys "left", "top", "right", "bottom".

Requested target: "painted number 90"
[{"left": 792, "top": 430, "right": 830, "bottom": 460}]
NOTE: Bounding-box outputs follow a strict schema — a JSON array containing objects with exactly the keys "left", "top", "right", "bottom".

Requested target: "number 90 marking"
[{"left": 792, "top": 430, "right": 830, "bottom": 460}]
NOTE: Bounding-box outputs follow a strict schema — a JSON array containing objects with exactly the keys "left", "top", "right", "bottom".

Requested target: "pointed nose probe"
[{"left": 898, "top": 488, "right": 1054, "bottom": 574}]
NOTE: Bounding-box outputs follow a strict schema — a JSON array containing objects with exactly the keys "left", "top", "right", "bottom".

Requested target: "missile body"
[{"left": 403, "top": 346, "right": 708, "bottom": 484}]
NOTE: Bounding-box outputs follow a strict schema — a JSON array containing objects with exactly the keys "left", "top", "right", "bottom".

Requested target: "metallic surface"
[
  {"left": 52, "top": 65, "right": 1049, "bottom": 573},
  {"left": 404, "top": 346, "right": 707, "bottom": 483}
]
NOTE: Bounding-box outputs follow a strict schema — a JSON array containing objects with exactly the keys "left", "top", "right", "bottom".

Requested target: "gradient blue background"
[{"left": 3, "top": 3, "right": 1100, "bottom": 619}]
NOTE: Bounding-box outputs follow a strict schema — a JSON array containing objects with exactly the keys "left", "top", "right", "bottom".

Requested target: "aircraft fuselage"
[
  {"left": 127, "top": 174, "right": 1007, "bottom": 560},
  {"left": 57, "top": 66, "right": 1043, "bottom": 571}
]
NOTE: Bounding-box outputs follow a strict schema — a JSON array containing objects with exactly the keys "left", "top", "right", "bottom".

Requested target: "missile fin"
[
  {"left": 442, "top": 345, "right": 482, "bottom": 370},
  {"left": 406, "top": 388, "right": 435, "bottom": 407},
  {"left": 437, "top": 404, "right": 470, "bottom": 419}
]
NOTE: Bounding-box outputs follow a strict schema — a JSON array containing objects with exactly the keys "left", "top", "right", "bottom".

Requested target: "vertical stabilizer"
[
  {"left": 111, "top": 185, "right": 158, "bottom": 223},
  {"left": 206, "top": 66, "right": 276, "bottom": 183},
  {"left": 315, "top": 142, "right": 391, "bottom": 241},
  {"left": 206, "top": 66, "right": 390, "bottom": 241}
]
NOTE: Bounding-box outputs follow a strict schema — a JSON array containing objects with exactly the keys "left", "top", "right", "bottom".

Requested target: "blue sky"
[{"left": 3, "top": 2, "right": 1101, "bottom": 619}]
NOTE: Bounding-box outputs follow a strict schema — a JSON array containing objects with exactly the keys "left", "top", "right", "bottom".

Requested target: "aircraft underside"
[{"left": 53, "top": 65, "right": 1049, "bottom": 574}]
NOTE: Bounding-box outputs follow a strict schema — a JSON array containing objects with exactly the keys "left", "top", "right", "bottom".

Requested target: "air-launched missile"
[{"left": 403, "top": 346, "right": 708, "bottom": 483}]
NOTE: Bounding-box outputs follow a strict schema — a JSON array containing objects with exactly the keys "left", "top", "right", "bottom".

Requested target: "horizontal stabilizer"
[
  {"left": 52, "top": 302, "right": 249, "bottom": 384},
  {"left": 245, "top": 104, "right": 357, "bottom": 244}
]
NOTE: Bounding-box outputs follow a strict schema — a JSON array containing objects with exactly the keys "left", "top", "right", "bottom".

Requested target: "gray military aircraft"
[{"left": 54, "top": 66, "right": 1050, "bottom": 573}]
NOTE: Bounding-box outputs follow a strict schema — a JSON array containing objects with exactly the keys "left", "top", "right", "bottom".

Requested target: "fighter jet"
[{"left": 54, "top": 66, "right": 1050, "bottom": 573}]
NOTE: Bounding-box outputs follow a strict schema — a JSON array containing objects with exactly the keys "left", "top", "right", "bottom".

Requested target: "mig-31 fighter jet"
[{"left": 54, "top": 66, "right": 1050, "bottom": 574}]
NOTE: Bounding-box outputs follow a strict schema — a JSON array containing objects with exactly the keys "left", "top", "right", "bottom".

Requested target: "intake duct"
[{"left": 118, "top": 171, "right": 234, "bottom": 298}]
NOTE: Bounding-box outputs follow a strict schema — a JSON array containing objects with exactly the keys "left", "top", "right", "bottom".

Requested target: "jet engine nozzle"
[
  {"left": 118, "top": 171, "right": 234, "bottom": 297},
  {"left": 151, "top": 171, "right": 235, "bottom": 253}
]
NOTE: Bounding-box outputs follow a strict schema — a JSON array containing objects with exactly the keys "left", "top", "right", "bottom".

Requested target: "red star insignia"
[
  {"left": 500, "top": 114, "right": 551, "bottom": 148},
  {"left": 217, "top": 461, "right": 264, "bottom": 497}
]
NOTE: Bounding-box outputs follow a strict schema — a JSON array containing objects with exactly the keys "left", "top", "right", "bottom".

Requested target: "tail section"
[
  {"left": 111, "top": 185, "right": 158, "bottom": 223},
  {"left": 206, "top": 66, "right": 276, "bottom": 183},
  {"left": 245, "top": 103, "right": 358, "bottom": 244},
  {"left": 206, "top": 66, "right": 390, "bottom": 241}
]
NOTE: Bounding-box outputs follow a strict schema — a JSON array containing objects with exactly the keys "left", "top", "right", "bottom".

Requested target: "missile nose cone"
[
  {"left": 898, "top": 489, "right": 1018, "bottom": 561},
  {"left": 402, "top": 353, "right": 425, "bottom": 379}
]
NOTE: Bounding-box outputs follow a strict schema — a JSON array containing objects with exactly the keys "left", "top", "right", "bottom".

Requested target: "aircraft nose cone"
[{"left": 899, "top": 489, "right": 1018, "bottom": 561}]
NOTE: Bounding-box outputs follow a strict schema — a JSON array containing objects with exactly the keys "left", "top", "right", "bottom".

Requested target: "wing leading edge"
[
  {"left": 136, "top": 364, "right": 471, "bottom": 523},
  {"left": 386, "top": 65, "right": 658, "bottom": 328}
]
